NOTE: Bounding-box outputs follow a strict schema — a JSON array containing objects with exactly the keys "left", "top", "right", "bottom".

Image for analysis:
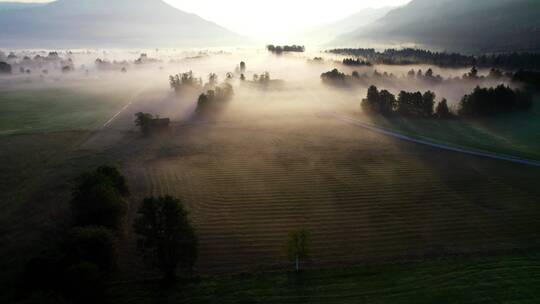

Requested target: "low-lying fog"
[{"left": 0, "top": 47, "right": 516, "bottom": 122}]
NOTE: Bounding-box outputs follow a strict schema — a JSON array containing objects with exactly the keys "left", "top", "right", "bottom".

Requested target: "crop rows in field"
[{"left": 126, "top": 118, "right": 540, "bottom": 273}]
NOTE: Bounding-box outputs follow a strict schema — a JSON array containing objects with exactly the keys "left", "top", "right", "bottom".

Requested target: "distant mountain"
[
  {"left": 334, "top": 0, "right": 540, "bottom": 52},
  {"left": 299, "top": 7, "right": 394, "bottom": 45},
  {"left": 0, "top": 0, "right": 244, "bottom": 48},
  {"left": 0, "top": 2, "right": 46, "bottom": 11}
]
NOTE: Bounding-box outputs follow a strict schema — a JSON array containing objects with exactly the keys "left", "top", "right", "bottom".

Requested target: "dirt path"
[{"left": 326, "top": 112, "right": 540, "bottom": 168}]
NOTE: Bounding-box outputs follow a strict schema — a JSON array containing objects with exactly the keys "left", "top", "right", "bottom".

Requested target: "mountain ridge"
[
  {"left": 334, "top": 0, "right": 540, "bottom": 52},
  {"left": 0, "top": 0, "right": 245, "bottom": 48},
  {"left": 298, "top": 7, "right": 394, "bottom": 45}
]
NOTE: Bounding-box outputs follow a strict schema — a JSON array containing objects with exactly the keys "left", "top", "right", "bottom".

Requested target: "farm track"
[{"left": 124, "top": 114, "right": 540, "bottom": 273}]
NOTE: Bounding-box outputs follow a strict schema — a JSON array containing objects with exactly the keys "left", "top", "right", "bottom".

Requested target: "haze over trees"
[
  {"left": 319, "top": 66, "right": 538, "bottom": 97},
  {"left": 328, "top": 48, "right": 540, "bottom": 70},
  {"left": 251, "top": 72, "right": 272, "bottom": 85},
  {"left": 342, "top": 58, "right": 372, "bottom": 67},
  {"left": 321, "top": 69, "right": 347, "bottom": 85},
  {"left": 0, "top": 50, "right": 75, "bottom": 74},
  {"left": 196, "top": 82, "right": 234, "bottom": 115},
  {"left": 169, "top": 71, "right": 203, "bottom": 93},
  {"left": 95, "top": 58, "right": 129, "bottom": 71}
]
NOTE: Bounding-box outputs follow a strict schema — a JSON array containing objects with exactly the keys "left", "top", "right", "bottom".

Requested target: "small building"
[{"left": 150, "top": 118, "right": 170, "bottom": 128}]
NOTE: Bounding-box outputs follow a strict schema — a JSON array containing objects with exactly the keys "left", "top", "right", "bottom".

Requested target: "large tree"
[
  {"left": 134, "top": 196, "right": 198, "bottom": 280},
  {"left": 71, "top": 166, "right": 129, "bottom": 229}
]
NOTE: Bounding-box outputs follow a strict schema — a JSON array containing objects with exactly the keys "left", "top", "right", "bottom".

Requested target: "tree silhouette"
[
  {"left": 267, "top": 45, "right": 305, "bottom": 54},
  {"left": 321, "top": 69, "right": 347, "bottom": 84},
  {"left": 134, "top": 196, "right": 198, "bottom": 280},
  {"left": 240, "top": 61, "right": 246, "bottom": 73},
  {"left": 134, "top": 112, "right": 153, "bottom": 133},
  {"left": 328, "top": 48, "right": 540, "bottom": 70},
  {"left": 422, "top": 91, "right": 436, "bottom": 117},
  {"left": 0, "top": 62, "right": 11, "bottom": 74},
  {"left": 459, "top": 85, "right": 532, "bottom": 116},
  {"left": 208, "top": 73, "right": 218, "bottom": 87},
  {"left": 435, "top": 98, "right": 451, "bottom": 118},
  {"left": 286, "top": 229, "right": 309, "bottom": 272},
  {"left": 169, "top": 71, "right": 202, "bottom": 93}
]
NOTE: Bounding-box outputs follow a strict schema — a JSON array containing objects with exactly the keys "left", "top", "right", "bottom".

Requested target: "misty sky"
[{"left": 4, "top": 0, "right": 411, "bottom": 38}]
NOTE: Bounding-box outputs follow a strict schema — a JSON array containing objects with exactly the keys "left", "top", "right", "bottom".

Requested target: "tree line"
[
  {"left": 321, "top": 67, "right": 538, "bottom": 91},
  {"left": 95, "top": 58, "right": 129, "bottom": 72},
  {"left": 362, "top": 85, "right": 450, "bottom": 118},
  {"left": 328, "top": 48, "right": 540, "bottom": 70},
  {"left": 267, "top": 45, "right": 305, "bottom": 54},
  {"left": 342, "top": 58, "right": 372, "bottom": 67},
  {"left": 362, "top": 84, "right": 532, "bottom": 118},
  {"left": 1, "top": 51, "right": 75, "bottom": 75},
  {"left": 459, "top": 85, "right": 532, "bottom": 117},
  {"left": 321, "top": 67, "right": 450, "bottom": 86}
]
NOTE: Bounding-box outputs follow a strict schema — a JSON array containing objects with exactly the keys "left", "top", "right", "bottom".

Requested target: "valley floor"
[{"left": 2, "top": 80, "right": 540, "bottom": 303}]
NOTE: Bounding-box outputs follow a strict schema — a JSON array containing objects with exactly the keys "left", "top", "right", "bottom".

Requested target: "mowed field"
[
  {"left": 107, "top": 100, "right": 540, "bottom": 275},
  {"left": 2, "top": 65, "right": 540, "bottom": 300},
  {"left": 0, "top": 81, "right": 140, "bottom": 135},
  {"left": 363, "top": 98, "right": 540, "bottom": 161}
]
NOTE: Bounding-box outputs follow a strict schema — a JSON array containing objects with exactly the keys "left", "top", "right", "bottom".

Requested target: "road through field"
[{"left": 326, "top": 112, "right": 540, "bottom": 168}]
